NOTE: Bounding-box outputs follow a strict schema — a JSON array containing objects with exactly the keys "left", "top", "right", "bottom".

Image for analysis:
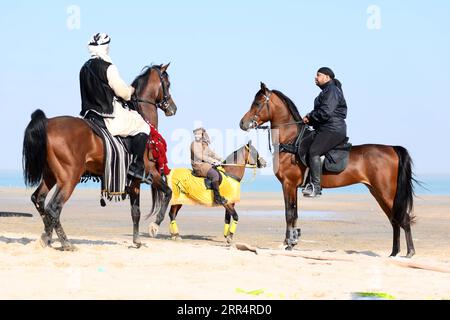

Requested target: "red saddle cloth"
[{"left": 148, "top": 124, "right": 171, "bottom": 176}]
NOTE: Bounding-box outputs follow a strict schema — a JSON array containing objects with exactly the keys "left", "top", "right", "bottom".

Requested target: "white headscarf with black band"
[{"left": 88, "top": 33, "right": 113, "bottom": 63}]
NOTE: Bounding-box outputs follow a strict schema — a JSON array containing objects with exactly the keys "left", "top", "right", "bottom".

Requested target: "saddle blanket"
[
  {"left": 167, "top": 168, "right": 241, "bottom": 206},
  {"left": 84, "top": 119, "right": 133, "bottom": 198}
]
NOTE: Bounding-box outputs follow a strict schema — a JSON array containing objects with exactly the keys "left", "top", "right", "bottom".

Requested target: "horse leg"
[
  {"left": 129, "top": 180, "right": 142, "bottom": 248},
  {"left": 403, "top": 223, "right": 415, "bottom": 258},
  {"left": 168, "top": 205, "right": 182, "bottom": 240},
  {"left": 31, "top": 173, "right": 56, "bottom": 247},
  {"left": 282, "top": 182, "right": 300, "bottom": 251},
  {"left": 223, "top": 210, "right": 232, "bottom": 239},
  {"left": 223, "top": 203, "right": 238, "bottom": 244},
  {"left": 44, "top": 182, "right": 77, "bottom": 251},
  {"left": 368, "top": 187, "right": 402, "bottom": 257}
]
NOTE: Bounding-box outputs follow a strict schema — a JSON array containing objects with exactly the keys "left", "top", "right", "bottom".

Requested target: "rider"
[
  {"left": 79, "top": 33, "right": 151, "bottom": 183},
  {"left": 302, "top": 67, "right": 348, "bottom": 198},
  {"left": 190, "top": 128, "right": 227, "bottom": 205}
]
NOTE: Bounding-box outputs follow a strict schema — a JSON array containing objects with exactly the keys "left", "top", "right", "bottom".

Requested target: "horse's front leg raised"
[
  {"left": 282, "top": 182, "right": 300, "bottom": 250},
  {"left": 129, "top": 180, "right": 142, "bottom": 248}
]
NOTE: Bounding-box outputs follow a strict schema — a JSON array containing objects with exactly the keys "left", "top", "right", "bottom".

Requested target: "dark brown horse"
[
  {"left": 22, "top": 64, "right": 176, "bottom": 250},
  {"left": 148, "top": 142, "right": 266, "bottom": 243},
  {"left": 240, "top": 83, "right": 416, "bottom": 257}
]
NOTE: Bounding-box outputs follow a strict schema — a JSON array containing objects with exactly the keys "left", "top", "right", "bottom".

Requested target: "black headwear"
[{"left": 317, "top": 67, "right": 335, "bottom": 79}]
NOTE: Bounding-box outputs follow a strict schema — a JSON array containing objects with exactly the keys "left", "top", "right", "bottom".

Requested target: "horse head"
[
  {"left": 132, "top": 64, "right": 177, "bottom": 126},
  {"left": 240, "top": 82, "right": 273, "bottom": 131}
]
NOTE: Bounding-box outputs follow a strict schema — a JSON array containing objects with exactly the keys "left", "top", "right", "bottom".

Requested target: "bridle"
[
  {"left": 220, "top": 145, "right": 262, "bottom": 169},
  {"left": 135, "top": 67, "right": 172, "bottom": 113},
  {"left": 248, "top": 91, "right": 272, "bottom": 130},
  {"left": 248, "top": 91, "right": 305, "bottom": 153}
]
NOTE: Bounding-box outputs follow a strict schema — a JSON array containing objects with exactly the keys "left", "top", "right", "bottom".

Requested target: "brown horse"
[
  {"left": 240, "top": 83, "right": 416, "bottom": 257},
  {"left": 149, "top": 142, "right": 267, "bottom": 243},
  {"left": 22, "top": 64, "right": 176, "bottom": 250}
]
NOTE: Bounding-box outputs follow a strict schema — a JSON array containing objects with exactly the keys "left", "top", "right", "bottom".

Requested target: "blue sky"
[{"left": 1, "top": 0, "right": 449, "bottom": 174}]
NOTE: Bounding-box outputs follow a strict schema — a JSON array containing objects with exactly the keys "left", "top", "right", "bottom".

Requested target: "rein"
[{"left": 135, "top": 68, "right": 172, "bottom": 112}]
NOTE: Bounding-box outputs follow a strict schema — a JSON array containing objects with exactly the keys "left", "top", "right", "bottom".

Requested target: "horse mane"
[
  {"left": 223, "top": 146, "right": 245, "bottom": 165},
  {"left": 223, "top": 144, "right": 258, "bottom": 165},
  {"left": 271, "top": 90, "right": 303, "bottom": 122},
  {"left": 256, "top": 89, "right": 302, "bottom": 122},
  {"left": 132, "top": 64, "right": 165, "bottom": 95}
]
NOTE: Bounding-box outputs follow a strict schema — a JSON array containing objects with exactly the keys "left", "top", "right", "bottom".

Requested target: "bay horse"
[
  {"left": 239, "top": 83, "right": 416, "bottom": 257},
  {"left": 22, "top": 64, "right": 176, "bottom": 250},
  {"left": 148, "top": 142, "right": 267, "bottom": 243}
]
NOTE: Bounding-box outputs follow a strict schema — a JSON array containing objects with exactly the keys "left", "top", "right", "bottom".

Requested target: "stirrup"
[{"left": 303, "top": 183, "right": 321, "bottom": 198}]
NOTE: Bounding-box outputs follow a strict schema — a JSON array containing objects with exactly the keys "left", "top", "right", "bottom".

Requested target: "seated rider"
[
  {"left": 190, "top": 128, "right": 227, "bottom": 205},
  {"left": 79, "top": 33, "right": 151, "bottom": 183},
  {"left": 302, "top": 67, "right": 348, "bottom": 198}
]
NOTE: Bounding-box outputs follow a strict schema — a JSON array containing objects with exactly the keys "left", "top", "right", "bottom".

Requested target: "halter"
[
  {"left": 249, "top": 91, "right": 272, "bottom": 130},
  {"left": 220, "top": 145, "right": 261, "bottom": 169},
  {"left": 135, "top": 68, "right": 172, "bottom": 113},
  {"left": 249, "top": 91, "right": 305, "bottom": 153}
]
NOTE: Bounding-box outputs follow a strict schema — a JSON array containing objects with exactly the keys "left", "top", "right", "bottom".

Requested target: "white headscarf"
[{"left": 87, "top": 33, "right": 113, "bottom": 63}]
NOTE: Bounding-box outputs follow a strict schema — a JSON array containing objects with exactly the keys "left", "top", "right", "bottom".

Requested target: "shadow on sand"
[
  {"left": 0, "top": 235, "right": 119, "bottom": 247},
  {"left": 0, "top": 212, "right": 33, "bottom": 218}
]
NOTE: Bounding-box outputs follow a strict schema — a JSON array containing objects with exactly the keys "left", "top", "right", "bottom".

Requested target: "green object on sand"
[
  {"left": 235, "top": 288, "right": 265, "bottom": 296},
  {"left": 354, "top": 292, "right": 396, "bottom": 300}
]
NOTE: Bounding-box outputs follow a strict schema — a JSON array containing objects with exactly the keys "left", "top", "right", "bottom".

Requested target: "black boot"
[
  {"left": 212, "top": 181, "right": 228, "bottom": 205},
  {"left": 128, "top": 133, "right": 152, "bottom": 184},
  {"left": 303, "top": 155, "right": 322, "bottom": 198}
]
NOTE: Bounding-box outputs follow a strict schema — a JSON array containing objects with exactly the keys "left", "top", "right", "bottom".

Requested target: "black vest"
[{"left": 79, "top": 58, "right": 115, "bottom": 117}]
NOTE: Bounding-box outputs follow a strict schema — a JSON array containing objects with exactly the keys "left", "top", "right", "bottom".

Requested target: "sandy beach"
[{"left": 0, "top": 188, "right": 449, "bottom": 300}]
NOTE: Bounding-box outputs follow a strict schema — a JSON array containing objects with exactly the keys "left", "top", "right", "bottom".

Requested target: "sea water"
[{"left": 1, "top": 170, "right": 449, "bottom": 195}]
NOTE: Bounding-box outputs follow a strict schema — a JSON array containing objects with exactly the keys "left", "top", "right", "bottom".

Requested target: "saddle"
[
  {"left": 279, "top": 126, "right": 352, "bottom": 173},
  {"left": 191, "top": 167, "right": 224, "bottom": 190},
  {"left": 84, "top": 111, "right": 134, "bottom": 153}
]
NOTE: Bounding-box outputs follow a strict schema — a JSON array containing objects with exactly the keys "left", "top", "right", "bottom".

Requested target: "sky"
[{"left": 1, "top": 0, "right": 449, "bottom": 174}]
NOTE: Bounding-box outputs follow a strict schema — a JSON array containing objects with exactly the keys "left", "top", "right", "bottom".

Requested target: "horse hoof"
[
  {"left": 226, "top": 235, "right": 234, "bottom": 245},
  {"left": 285, "top": 245, "right": 293, "bottom": 251},
  {"left": 62, "top": 243, "right": 77, "bottom": 252},
  {"left": 405, "top": 250, "right": 415, "bottom": 258},
  {"left": 39, "top": 234, "right": 52, "bottom": 248},
  {"left": 148, "top": 223, "right": 159, "bottom": 238},
  {"left": 134, "top": 242, "right": 142, "bottom": 249},
  {"left": 171, "top": 234, "right": 182, "bottom": 241}
]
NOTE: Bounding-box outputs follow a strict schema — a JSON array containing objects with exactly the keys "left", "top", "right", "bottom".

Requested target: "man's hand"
[{"left": 303, "top": 116, "right": 310, "bottom": 124}]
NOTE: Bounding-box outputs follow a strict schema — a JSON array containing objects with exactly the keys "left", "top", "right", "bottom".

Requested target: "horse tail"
[
  {"left": 145, "top": 184, "right": 172, "bottom": 223},
  {"left": 392, "top": 146, "right": 417, "bottom": 226},
  {"left": 147, "top": 186, "right": 161, "bottom": 219},
  {"left": 23, "top": 109, "right": 48, "bottom": 187}
]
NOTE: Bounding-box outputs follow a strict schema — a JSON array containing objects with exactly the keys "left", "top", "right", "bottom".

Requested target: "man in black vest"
[
  {"left": 79, "top": 33, "right": 151, "bottom": 183},
  {"left": 302, "top": 67, "right": 348, "bottom": 198}
]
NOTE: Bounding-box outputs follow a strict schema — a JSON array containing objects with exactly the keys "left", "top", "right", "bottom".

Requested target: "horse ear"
[
  {"left": 247, "top": 140, "right": 253, "bottom": 147},
  {"left": 161, "top": 63, "right": 171, "bottom": 73},
  {"left": 260, "top": 82, "right": 268, "bottom": 93}
]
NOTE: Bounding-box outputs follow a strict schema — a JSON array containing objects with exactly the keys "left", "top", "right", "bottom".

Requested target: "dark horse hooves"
[
  {"left": 39, "top": 233, "right": 52, "bottom": 248},
  {"left": 390, "top": 250, "right": 415, "bottom": 259},
  {"left": 59, "top": 243, "right": 77, "bottom": 252}
]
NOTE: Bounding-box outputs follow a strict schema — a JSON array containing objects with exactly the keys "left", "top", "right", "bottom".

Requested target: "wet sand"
[{"left": 0, "top": 188, "right": 449, "bottom": 300}]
